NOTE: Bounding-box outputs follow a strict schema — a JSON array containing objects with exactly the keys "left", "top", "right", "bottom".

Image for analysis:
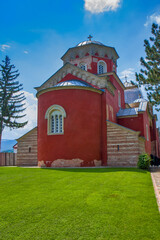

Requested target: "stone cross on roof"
[{"left": 88, "top": 35, "right": 93, "bottom": 41}]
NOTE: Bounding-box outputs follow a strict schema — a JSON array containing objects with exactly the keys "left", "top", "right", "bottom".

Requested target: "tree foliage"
[
  {"left": 0, "top": 56, "right": 28, "bottom": 149},
  {"left": 136, "top": 23, "right": 160, "bottom": 110}
]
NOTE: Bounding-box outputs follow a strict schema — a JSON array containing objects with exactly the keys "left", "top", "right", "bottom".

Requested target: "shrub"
[{"left": 137, "top": 153, "right": 151, "bottom": 170}]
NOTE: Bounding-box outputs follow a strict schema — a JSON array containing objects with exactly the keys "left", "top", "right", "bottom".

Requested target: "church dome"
[
  {"left": 124, "top": 88, "right": 143, "bottom": 104},
  {"left": 54, "top": 80, "right": 94, "bottom": 88},
  {"left": 76, "top": 40, "right": 104, "bottom": 47}
]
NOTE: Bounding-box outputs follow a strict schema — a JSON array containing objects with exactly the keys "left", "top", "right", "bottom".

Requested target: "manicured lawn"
[{"left": 0, "top": 167, "right": 160, "bottom": 240}]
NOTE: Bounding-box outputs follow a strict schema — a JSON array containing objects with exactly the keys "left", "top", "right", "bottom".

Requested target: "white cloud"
[
  {"left": 0, "top": 44, "right": 11, "bottom": 52},
  {"left": 24, "top": 50, "right": 29, "bottom": 54},
  {"left": 2, "top": 91, "right": 37, "bottom": 140},
  {"left": 84, "top": 0, "right": 121, "bottom": 13},
  {"left": 144, "top": 13, "right": 160, "bottom": 27},
  {"left": 119, "top": 68, "right": 135, "bottom": 82}
]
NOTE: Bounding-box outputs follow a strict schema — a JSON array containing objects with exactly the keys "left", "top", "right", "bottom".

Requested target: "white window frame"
[
  {"left": 45, "top": 105, "right": 66, "bottom": 135},
  {"left": 97, "top": 60, "right": 107, "bottom": 74},
  {"left": 118, "top": 90, "right": 121, "bottom": 108},
  {"left": 146, "top": 124, "right": 149, "bottom": 141}
]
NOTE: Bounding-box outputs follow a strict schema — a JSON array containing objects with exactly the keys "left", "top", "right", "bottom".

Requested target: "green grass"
[{"left": 0, "top": 167, "right": 160, "bottom": 240}]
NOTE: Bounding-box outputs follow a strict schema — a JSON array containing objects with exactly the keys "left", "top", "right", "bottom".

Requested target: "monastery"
[{"left": 16, "top": 36, "right": 160, "bottom": 167}]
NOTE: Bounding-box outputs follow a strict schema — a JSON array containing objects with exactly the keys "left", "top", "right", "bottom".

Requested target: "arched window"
[
  {"left": 45, "top": 105, "right": 66, "bottom": 135},
  {"left": 98, "top": 61, "right": 107, "bottom": 74},
  {"left": 79, "top": 63, "right": 86, "bottom": 71}
]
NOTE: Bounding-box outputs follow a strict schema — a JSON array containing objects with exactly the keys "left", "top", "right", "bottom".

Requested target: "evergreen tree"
[
  {"left": 0, "top": 56, "right": 28, "bottom": 151},
  {"left": 136, "top": 23, "right": 160, "bottom": 110}
]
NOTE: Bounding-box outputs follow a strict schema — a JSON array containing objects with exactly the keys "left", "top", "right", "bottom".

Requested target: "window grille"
[
  {"left": 98, "top": 61, "right": 107, "bottom": 74},
  {"left": 99, "top": 64, "right": 104, "bottom": 74},
  {"left": 80, "top": 64, "right": 86, "bottom": 71}
]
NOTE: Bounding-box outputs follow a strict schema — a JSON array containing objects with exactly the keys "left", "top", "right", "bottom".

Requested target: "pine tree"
[
  {"left": 0, "top": 56, "right": 28, "bottom": 151},
  {"left": 136, "top": 23, "right": 160, "bottom": 110}
]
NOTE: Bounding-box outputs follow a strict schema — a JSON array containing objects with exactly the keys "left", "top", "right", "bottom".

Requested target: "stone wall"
[
  {"left": 107, "top": 121, "right": 145, "bottom": 166},
  {"left": 17, "top": 127, "right": 38, "bottom": 166}
]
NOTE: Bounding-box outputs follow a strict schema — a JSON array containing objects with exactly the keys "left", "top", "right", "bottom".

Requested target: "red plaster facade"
[{"left": 34, "top": 39, "right": 160, "bottom": 167}]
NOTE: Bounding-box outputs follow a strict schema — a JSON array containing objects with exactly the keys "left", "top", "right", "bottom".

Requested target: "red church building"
[{"left": 17, "top": 37, "right": 160, "bottom": 167}]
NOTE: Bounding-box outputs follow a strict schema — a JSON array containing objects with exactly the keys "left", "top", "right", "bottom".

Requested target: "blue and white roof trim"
[{"left": 117, "top": 101, "right": 148, "bottom": 117}]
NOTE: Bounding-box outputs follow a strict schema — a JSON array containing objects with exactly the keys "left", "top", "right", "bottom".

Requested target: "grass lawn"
[{"left": 0, "top": 167, "right": 160, "bottom": 240}]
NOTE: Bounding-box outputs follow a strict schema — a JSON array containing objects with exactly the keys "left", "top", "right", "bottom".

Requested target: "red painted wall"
[
  {"left": 38, "top": 89, "right": 102, "bottom": 166},
  {"left": 90, "top": 56, "right": 114, "bottom": 74},
  {"left": 117, "top": 111, "right": 152, "bottom": 154},
  {"left": 118, "top": 114, "right": 144, "bottom": 136},
  {"left": 105, "top": 76, "right": 125, "bottom": 123},
  {"left": 69, "top": 55, "right": 115, "bottom": 75}
]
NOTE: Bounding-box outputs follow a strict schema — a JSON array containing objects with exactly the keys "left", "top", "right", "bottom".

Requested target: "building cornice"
[
  {"left": 61, "top": 43, "right": 119, "bottom": 61},
  {"left": 36, "top": 86, "right": 103, "bottom": 98},
  {"left": 99, "top": 71, "right": 125, "bottom": 90}
]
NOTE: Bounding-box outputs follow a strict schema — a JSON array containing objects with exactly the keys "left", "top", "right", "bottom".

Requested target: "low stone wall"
[
  {"left": 0, "top": 153, "right": 17, "bottom": 166},
  {"left": 107, "top": 121, "right": 145, "bottom": 166}
]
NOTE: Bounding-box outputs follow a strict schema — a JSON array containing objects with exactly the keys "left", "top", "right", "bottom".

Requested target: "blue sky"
[{"left": 1, "top": 0, "right": 160, "bottom": 139}]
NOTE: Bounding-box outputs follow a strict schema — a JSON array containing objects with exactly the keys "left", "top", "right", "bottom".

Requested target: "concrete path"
[{"left": 150, "top": 167, "right": 160, "bottom": 212}]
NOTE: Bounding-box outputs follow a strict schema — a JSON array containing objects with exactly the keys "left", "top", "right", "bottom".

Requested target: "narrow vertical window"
[
  {"left": 98, "top": 61, "right": 107, "bottom": 74},
  {"left": 51, "top": 115, "right": 55, "bottom": 133},
  {"left": 99, "top": 64, "right": 104, "bottom": 74},
  {"left": 80, "top": 63, "right": 86, "bottom": 71},
  {"left": 55, "top": 115, "right": 59, "bottom": 133},
  {"left": 146, "top": 124, "right": 149, "bottom": 141},
  {"left": 60, "top": 115, "right": 63, "bottom": 133}
]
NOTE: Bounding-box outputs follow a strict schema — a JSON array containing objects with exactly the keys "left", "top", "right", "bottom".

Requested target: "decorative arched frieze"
[
  {"left": 81, "top": 74, "right": 86, "bottom": 81},
  {"left": 77, "top": 72, "right": 81, "bottom": 78},
  {"left": 91, "top": 79, "right": 97, "bottom": 85},
  {"left": 67, "top": 68, "right": 71, "bottom": 74},
  {"left": 72, "top": 70, "right": 77, "bottom": 76}
]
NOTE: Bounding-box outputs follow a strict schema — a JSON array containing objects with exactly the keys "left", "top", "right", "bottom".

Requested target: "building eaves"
[
  {"left": 16, "top": 127, "right": 37, "bottom": 141},
  {"left": 117, "top": 102, "right": 147, "bottom": 117},
  {"left": 61, "top": 43, "right": 119, "bottom": 60}
]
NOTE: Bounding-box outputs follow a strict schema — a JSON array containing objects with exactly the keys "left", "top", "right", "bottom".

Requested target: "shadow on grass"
[{"left": 41, "top": 167, "right": 148, "bottom": 174}]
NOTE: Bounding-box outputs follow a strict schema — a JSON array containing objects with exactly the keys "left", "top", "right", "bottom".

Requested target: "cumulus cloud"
[
  {"left": 119, "top": 68, "right": 135, "bottom": 82},
  {"left": 84, "top": 0, "right": 121, "bottom": 13},
  {"left": 144, "top": 13, "right": 160, "bottom": 27},
  {"left": 2, "top": 91, "right": 37, "bottom": 140},
  {"left": 0, "top": 44, "right": 11, "bottom": 52},
  {"left": 22, "top": 91, "right": 37, "bottom": 130},
  {"left": 24, "top": 50, "right": 29, "bottom": 54}
]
